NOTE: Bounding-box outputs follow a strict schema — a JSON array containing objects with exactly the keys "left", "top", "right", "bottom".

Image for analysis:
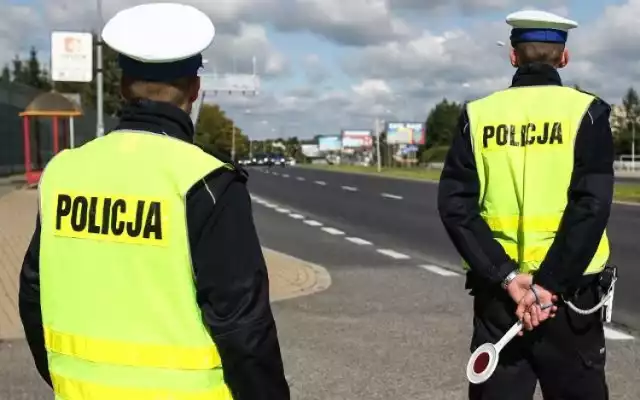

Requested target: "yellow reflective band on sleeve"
[
  {"left": 45, "top": 327, "right": 221, "bottom": 370},
  {"left": 52, "top": 374, "right": 233, "bottom": 400},
  {"left": 483, "top": 214, "right": 563, "bottom": 233}
]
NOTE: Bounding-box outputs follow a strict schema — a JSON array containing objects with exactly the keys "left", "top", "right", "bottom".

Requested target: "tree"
[
  {"left": 0, "top": 65, "right": 9, "bottom": 82},
  {"left": 12, "top": 54, "right": 26, "bottom": 83},
  {"left": 424, "top": 98, "right": 463, "bottom": 148},
  {"left": 194, "top": 104, "right": 247, "bottom": 158},
  {"left": 615, "top": 87, "right": 640, "bottom": 156}
]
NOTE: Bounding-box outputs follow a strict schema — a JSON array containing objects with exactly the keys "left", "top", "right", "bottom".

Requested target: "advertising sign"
[
  {"left": 341, "top": 129, "right": 373, "bottom": 148},
  {"left": 51, "top": 31, "right": 93, "bottom": 82},
  {"left": 318, "top": 136, "right": 341, "bottom": 151},
  {"left": 200, "top": 73, "right": 260, "bottom": 94},
  {"left": 386, "top": 122, "right": 425, "bottom": 145},
  {"left": 301, "top": 144, "right": 321, "bottom": 157}
]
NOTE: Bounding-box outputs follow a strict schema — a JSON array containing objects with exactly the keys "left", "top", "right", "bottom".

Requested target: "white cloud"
[{"left": 3, "top": 0, "right": 640, "bottom": 141}]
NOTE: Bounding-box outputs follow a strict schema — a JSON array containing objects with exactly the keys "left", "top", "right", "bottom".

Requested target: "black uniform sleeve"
[
  {"left": 533, "top": 99, "right": 614, "bottom": 293},
  {"left": 438, "top": 106, "right": 518, "bottom": 285},
  {"left": 186, "top": 168, "right": 290, "bottom": 400},
  {"left": 18, "top": 215, "right": 53, "bottom": 387}
]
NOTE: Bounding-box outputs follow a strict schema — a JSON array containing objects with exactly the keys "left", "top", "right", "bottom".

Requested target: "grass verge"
[{"left": 299, "top": 164, "right": 640, "bottom": 204}]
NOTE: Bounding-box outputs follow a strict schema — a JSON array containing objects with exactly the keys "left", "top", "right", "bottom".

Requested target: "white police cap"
[
  {"left": 102, "top": 3, "right": 215, "bottom": 81},
  {"left": 506, "top": 10, "right": 578, "bottom": 44}
]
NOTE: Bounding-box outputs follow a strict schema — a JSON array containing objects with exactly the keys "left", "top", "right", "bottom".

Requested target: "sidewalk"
[{"left": 0, "top": 188, "right": 330, "bottom": 340}]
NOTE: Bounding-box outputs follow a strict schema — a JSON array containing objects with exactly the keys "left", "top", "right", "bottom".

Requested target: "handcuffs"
[{"left": 502, "top": 266, "right": 618, "bottom": 322}]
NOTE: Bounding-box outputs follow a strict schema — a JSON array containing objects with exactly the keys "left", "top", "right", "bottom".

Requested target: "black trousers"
[{"left": 468, "top": 277, "right": 609, "bottom": 400}]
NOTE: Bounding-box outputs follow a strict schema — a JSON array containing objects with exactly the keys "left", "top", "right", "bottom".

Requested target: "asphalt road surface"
[
  {"left": 247, "top": 165, "right": 640, "bottom": 334},
  {"left": 3, "top": 178, "right": 639, "bottom": 399}
]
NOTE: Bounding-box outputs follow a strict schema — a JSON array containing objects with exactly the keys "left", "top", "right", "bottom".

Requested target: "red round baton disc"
[{"left": 473, "top": 352, "right": 490, "bottom": 374}]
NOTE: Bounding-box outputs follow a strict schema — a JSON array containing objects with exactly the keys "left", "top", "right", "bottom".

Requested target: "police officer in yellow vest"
[
  {"left": 438, "top": 10, "right": 614, "bottom": 400},
  {"left": 18, "top": 3, "right": 290, "bottom": 399}
]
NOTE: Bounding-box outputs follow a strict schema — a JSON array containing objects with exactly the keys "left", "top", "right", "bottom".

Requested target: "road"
[
  {"left": 247, "top": 165, "right": 640, "bottom": 333},
  {"left": 3, "top": 169, "right": 639, "bottom": 399}
]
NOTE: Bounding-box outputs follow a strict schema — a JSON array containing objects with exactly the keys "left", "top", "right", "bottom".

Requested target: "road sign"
[
  {"left": 199, "top": 73, "right": 260, "bottom": 94},
  {"left": 51, "top": 31, "right": 93, "bottom": 83}
]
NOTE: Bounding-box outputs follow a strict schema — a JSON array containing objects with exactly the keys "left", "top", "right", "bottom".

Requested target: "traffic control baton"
[{"left": 466, "top": 320, "right": 522, "bottom": 384}]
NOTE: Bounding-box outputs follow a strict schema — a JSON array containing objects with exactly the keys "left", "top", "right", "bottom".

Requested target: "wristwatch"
[{"left": 501, "top": 270, "right": 518, "bottom": 290}]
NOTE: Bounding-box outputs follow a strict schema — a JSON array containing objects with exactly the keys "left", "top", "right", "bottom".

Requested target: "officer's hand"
[
  {"left": 506, "top": 274, "right": 533, "bottom": 305},
  {"left": 516, "top": 285, "right": 558, "bottom": 334}
]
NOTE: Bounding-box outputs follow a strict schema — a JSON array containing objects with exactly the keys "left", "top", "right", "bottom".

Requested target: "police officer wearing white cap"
[
  {"left": 439, "top": 9, "right": 614, "bottom": 399},
  {"left": 19, "top": 3, "right": 290, "bottom": 399}
]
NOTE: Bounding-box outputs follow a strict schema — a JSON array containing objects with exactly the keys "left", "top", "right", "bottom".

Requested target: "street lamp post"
[
  {"left": 96, "top": 0, "right": 104, "bottom": 137},
  {"left": 375, "top": 117, "right": 382, "bottom": 172},
  {"left": 632, "top": 119, "right": 636, "bottom": 171}
]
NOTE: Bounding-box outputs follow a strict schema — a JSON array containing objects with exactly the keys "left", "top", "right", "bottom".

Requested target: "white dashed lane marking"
[
  {"left": 250, "top": 195, "right": 637, "bottom": 341},
  {"left": 315, "top": 180, "right": 327, "bottom": 186},
  {"left": 303, "top": 220, "right": 323, "bottom": 227},
  {"left": 376, "top": 249, "right": 410, "bottom": 259},
  {"left": 346, "top": 237, "right": 372, "bottom": 245},
  {"left": 381, "top": 193, "right": 403, "bottom": 200},
  {"left": 296, "top": 177, "right": 305, "bottom": 181},
  {"left": 321, "top": 227, "right": 344, "bottom": 235},
  {"left": 604, "top": 327, "right": 634, "bottom": 340},
  {"left": 419, "top": 265, "right": 460, "bottom": 277},
  {"left": 341, "top": 186, "right": 358, "bottom": 191}
]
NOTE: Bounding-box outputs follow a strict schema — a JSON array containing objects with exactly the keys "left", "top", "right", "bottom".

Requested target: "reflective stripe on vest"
[
  {"left": 465, "top": 86, "right": 609, "bottom": 275},
  {"left": 45, "top": 327, "right": 221, "bottom": 370},
  {"left": 38, "top": 131, "right": 234, "bottom": 399},
  {"left": 52, "top": 374, "right": 233, "bottom": 400}
]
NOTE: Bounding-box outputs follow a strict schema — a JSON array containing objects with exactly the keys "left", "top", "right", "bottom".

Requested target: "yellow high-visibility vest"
[
  {"left": 465, "top": 86, "right": 609, "bottom": 275},
  {"left": 38, "top": 130, "right": 235, "bottom": 400}
]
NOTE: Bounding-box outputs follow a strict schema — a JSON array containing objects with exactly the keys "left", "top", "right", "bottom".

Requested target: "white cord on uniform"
[{"left": 562, "top": 277, "right": 616, "bottom": 315}]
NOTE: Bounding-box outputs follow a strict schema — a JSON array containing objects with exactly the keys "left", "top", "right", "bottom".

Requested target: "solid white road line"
[
  {"left": 604, "top": 326, "right": 634, "bottom": 340},
  {"left": 381, "top": 193, "right": 403, "bottom": 200},
  {"left": 262, "top": 202, "right": 276, "bottom": 208},
  {"left": 419, "top": 265, "right": 460, "bottom": 277},
  {"left": 289, "top": 213, "right": 305, "bottom": 219},
  {"left": 345, "top": 237, "right": 372, "bottom": 245},
  {"left": 275, "top": 208, "right": 290, "bottom": 213},
  {"left": 376, "top": 249, "right": 410, "bottom": 259},
  {"left": 321, "top": 227, "right": 344, "bottom": 235},
  {"left": 341, "top": 186, "right": 358, "bottom": 191},
  {"left": 315, "top": 180, "right": 327, "bottom": 186},
  {"left": 304, "top": 220, "right": 323, "bottom": 227},
  {"left": 296, "top": 177, "right": 305, "bottom": 181}
]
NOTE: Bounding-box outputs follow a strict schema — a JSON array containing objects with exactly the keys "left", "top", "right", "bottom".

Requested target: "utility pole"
[
  {"left": 96, "top": 0, "right": 104, "bottom": 137},
  {"left": 231, "top": 123, "right": 236, "bottom": 161},
  {"left": 632, "top": 119, "right": 636, "bottom": 171},
  {"left": 375, "top": 117, "right": 382, "bottom": 172}
]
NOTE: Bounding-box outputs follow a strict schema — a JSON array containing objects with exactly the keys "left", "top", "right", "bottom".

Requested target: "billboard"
[
  {"left": 386, "top": 122, "right": 425, "bottom": 144},
  {"left": 341, "top": 129, "right": 373, "bottom": 148},
  {"left": 51, "top": 31, "right": 93, "bottom": 82},
  {"left": 200, "top": 73, "right": 260, "bottom": 94},
  {"left": 318, "top": 136, "right": 341, "bottom": 151},
  {"left": 301, "top": 144, "right": 321, "bottom": 157}
]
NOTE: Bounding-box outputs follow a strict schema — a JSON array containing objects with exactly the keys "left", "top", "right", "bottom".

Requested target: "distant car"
[
  {"left": 252, "top": 153, "right": 270, "bottom": 166},
  {"left": 238, "top": 157, "right": 252, "bottom": 166},
  {"left": 269, "top": 153, "right": 286, "bottom": 167}
]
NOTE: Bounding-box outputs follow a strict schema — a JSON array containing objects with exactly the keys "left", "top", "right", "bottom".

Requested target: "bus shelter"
[{"left": 19, "top": 91, "right": 82, "bottom": 185}]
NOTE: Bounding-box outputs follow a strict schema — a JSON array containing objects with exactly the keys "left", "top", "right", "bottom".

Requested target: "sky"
[{"left": 1, "top": 0, "right": 639, "bottom": 140}]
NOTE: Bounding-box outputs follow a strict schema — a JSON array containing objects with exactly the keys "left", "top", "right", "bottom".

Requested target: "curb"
[{"left": 263, "top": 247, "right": 332, "bottom": 303}]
